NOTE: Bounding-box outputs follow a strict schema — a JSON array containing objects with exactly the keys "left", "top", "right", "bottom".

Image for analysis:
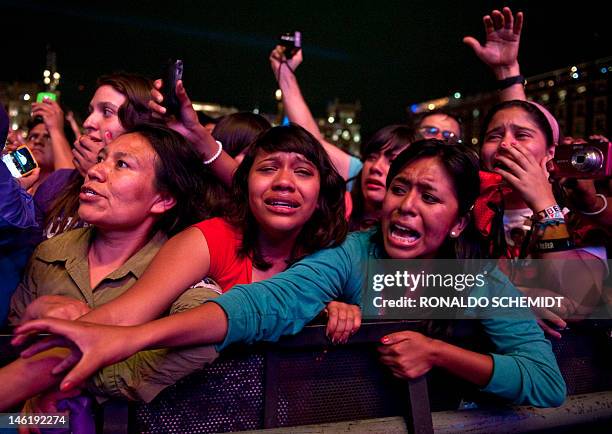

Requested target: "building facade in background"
[
  {"left": 317, "top": 99, "right": 361, "bottom": 156},
  {"left": 408, "top": 56, "right": 612, "bottom": 148}
]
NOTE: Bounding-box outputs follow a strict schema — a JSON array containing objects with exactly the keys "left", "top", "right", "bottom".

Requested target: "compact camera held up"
[
  {"left": 550, "top": 140, "right": 612, "bottom": 179},
  {"left": 278, "top": 31, "right": 301, "bottom": 59}
]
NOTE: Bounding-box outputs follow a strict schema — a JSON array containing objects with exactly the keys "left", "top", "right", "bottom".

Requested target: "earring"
[{"left": 450, "top": 231, "right": 457, "bottom": 238}]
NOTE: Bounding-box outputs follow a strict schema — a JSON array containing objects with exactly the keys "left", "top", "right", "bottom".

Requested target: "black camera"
[
  {"left": 278, "top": 31, "right": 302, "bottom": 59},
  {"left": 551, "top": 140, "right": 612, "bottom": 179}
]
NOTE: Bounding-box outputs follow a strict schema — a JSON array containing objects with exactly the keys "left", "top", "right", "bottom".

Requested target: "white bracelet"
[
  {"left": 203, "top": 140, "right": 223, "bottom": 165},
  {"left": 580, "top": 194, "right": 608, "bottom": 216}
]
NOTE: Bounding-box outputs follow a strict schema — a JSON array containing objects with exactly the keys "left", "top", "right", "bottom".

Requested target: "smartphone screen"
[
  {"left": 36, "top": 92, "right": 57, "bottom": 103},
  {"left": 1, "top": 146, "right": 38, "bottom": 178}
]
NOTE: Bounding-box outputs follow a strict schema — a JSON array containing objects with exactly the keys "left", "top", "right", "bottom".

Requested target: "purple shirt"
[{"left": 33, "top": 168, "right": 81, "bottom": 225}]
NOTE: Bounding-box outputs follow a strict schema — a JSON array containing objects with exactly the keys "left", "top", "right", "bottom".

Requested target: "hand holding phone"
[
  {"left": 2, "top": 145, "right": 38, "bottom": 178},
  {"left": 161, "top": 59, "right": 184, "bottom": 116}
]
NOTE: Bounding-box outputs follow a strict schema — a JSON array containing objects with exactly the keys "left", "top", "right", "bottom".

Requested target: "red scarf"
[{"left": 473, "top": 171, "right": 511, "bottom": 237}]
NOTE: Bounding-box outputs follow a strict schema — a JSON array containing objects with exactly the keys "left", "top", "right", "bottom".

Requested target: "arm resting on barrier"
[{"left": 479, "top": 269, "right": 567, "bottom": 407}]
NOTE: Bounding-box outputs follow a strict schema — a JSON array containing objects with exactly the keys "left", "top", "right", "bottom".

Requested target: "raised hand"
[
  {"left": 149, "top": 79, "right": 218, "bottom": 157},
  {"left": 463, "top": 7, "right": 523, "bottom": 79},
  {"left": 270, "top": 45, "right": 303, "bottom": 82},
  {"left": 149, "top": 79, "right": 237, "bottom": 186},
  {"left": 31, "top": 99, "right": 65, "bottom": 135},
  {"left": 149, "top": 79, "right": 200, "bottom": 139}
]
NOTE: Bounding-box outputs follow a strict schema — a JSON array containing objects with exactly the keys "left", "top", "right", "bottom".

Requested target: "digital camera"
[
  {"left": 279, "top": 31, "right": 302, "bottom": 59},
  {"left": 551, "top": 140, "right": 612, "bottom": 179}
]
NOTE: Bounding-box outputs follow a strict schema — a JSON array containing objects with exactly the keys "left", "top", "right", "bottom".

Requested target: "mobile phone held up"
[
  {"left": 161, "top": 59, "right": 184, "bottom": 117},
  {"left": 36, "top": 92, "right": 57, "bottom": 103},
  {"left": 2, "top": 145, "right": 38, "bottom": 178}
]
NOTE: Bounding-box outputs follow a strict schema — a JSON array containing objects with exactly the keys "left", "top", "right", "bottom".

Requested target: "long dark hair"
[
  {"left": 100, "top": 73, "right": 154, "bottom": 129},
  {"left": 227, "top": 123, "right": 348, "bottom": 270},
  {"left": 196, "top": 112, "right": 273, "bottom": 217},
  {"left": 212, "top": 112, "right": 271, "bottom": 158},
  {"left": 349, "top": 124, "right": 415, "bottom": 231},
  {"left": 129, "top": 124, "right": 212, "bottom": 235},
  {"left": 45, "top": 73, "right": 155, "bottom": 236}
]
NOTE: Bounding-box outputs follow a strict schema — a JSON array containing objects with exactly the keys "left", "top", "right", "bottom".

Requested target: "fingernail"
[
  {"left": 60, "top": 381, "right": 72, "bottom": 392},
  {"left": 381, "top": 336, "right": 390, "bottom": 344},
  {"left": 104, "top": 131, "right": 112, "bottom": 141}
]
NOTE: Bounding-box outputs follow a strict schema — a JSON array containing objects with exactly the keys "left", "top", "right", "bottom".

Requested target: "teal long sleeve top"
[{"left": 212, "top": 230, "right": 566, "bottom": 407}]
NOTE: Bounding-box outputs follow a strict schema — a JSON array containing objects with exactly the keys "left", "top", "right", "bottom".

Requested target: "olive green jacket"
[{"left": 9, "top": 227, "right": 219, "bottom": 402}]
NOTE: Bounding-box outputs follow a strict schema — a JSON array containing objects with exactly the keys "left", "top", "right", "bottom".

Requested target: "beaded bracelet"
[{"left": 203, "top": 140, "right": 223, "bottom": 165}]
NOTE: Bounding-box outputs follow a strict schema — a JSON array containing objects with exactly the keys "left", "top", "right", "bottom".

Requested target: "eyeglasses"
[
  {"left": 27, "top": 132, "right": 51, "bottom": 143},
  {"left": 419, "top": 126, "right": 462, "bottom": 144}
]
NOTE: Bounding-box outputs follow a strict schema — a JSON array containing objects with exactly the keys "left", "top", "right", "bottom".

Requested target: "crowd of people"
[{"left": 1, "top": 6, "right": 610, "bottom": 430}]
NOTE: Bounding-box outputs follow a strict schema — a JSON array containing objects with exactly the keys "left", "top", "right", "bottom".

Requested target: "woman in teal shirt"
[{"left": 16, "top": 140, "right": 566, "bottom": 408}]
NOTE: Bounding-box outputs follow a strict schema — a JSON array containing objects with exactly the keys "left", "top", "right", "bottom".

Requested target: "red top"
[
  {"left": 344, "top": 191, "right": 353, "bottom": 220},
  {"left": 192, "top": 218, "right": 252, "bottom": 292}
]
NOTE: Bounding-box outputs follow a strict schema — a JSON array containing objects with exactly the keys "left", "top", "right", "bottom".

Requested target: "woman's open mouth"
[
  {"left": 79, "top": 185, "right": 104, "bottom": 201},
  {"left": 388, "top": 223, "right": 421, "bottom": 246},
  {"left": 264, "top": 198, "right": 300, "bottom": 213}
]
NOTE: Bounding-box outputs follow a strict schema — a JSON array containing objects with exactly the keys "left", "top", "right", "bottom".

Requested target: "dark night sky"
[{"left": 2, "top": 0, "right": 611, "bottom": 135}]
